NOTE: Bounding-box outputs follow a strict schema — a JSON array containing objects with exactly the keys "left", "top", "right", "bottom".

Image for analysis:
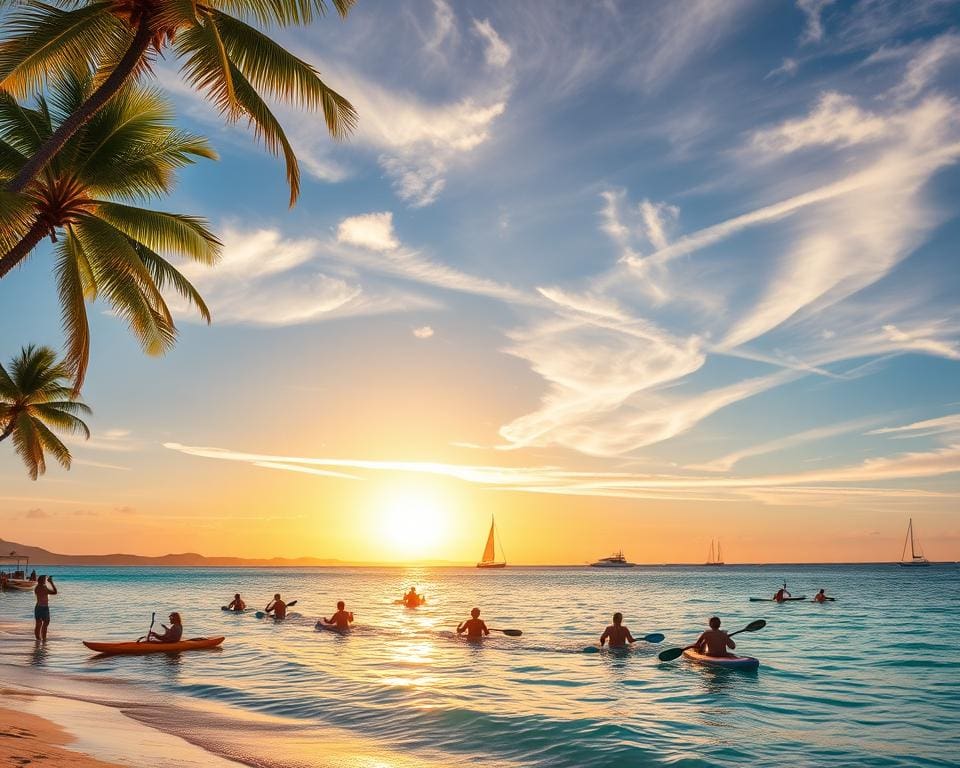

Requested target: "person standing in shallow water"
[
  {"left": 457, "top": 608, "right": 489, "bottom": 639},
  {"left": 599, "top": 612, "right": 636, "bottom": 648},
  {"left": 34, "top": 575, "right": 57, "bottom": 641}
]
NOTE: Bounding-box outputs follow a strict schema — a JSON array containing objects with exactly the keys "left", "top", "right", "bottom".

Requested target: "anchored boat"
[
  {"left": 590, "top": 550, "right": 637, "bottom": 568},
  {"left": 0, "top": 553, "right": 36, "bottom": 591},
  {"left": 477, "top": 515, "right": 507, "bottom": 568},
  {"left": 705, "top": 539, "right": 724, "bottom": 566},
  {"left": 898, "top": 518, "right": 930, "bottom": 567}
]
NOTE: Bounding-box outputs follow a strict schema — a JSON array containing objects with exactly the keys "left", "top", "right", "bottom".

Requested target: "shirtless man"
[
  {"left": 694, "top": 616, "right": 735, "bottom": 657},
  {"left": 323, "top": 601, "right": 354, "bottom": 630},
  {"left": 813, "top": 588, "right": 830, "bottom": 603},
  {"left": 599, "top": 612, "right": 636, "bottom": 648},
  {"left": 773, "top": 583, "right": 791, "bottom": 602},
  {"left": 227, "top": 593, "right": 246, "bottom": 611},
  {"left": 457, "top": 607, "right": 489, "bottom": 639},
  {"left": 403, "top": 587, "right": 422, "bottom": 607},
  {"left": 265, "top": 594, "right": 287, "bottom": 620}
]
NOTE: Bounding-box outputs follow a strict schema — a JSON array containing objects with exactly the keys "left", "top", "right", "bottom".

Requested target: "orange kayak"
[{"left": 83, "top": 637, "right": 224, "bottom": 655}]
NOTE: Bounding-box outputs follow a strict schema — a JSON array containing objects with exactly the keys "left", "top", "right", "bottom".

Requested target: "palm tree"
[
  {"left": 0, "top": 0, "right": 357, "bottom": 205},
  {"left": 0, "top": 344, "right": 91, "bottom": 480},
  {"left": 0, "top": 74, "right": 222, "bottom": 389}
]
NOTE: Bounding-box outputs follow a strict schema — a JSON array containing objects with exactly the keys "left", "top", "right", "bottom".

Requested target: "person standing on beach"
[
  {"left": 599, "top": 612, "right": 636, "bottom": 648},
  {"left": 457, "top": 608, "right": 489, "bottom": 639},
  {"left": 323, "top": 601, "right": 354, "bottom": 630},
  {"left": 265, "top": 594, "right": 287, "bottom": 619},
  {"left": 33, "top": 575, "right": 57, "bottom": 641}
]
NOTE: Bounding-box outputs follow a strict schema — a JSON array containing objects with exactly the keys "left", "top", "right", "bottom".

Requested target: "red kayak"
[{"left": 83, "top": 637, "right": 225, "bottom": 655}]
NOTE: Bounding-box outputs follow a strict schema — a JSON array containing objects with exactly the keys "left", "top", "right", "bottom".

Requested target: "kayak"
[
  {"left": 394, "top": 598, "right": 427, "bottom": 608},
  {"left": 221, "top": 606, "right": 248, "bottom": 613},
  {"left": 682, "top": 649, "right": 759, "bottom": 669},
  {"left": 315, "top": 621, "right": 350, "bottom": 634},
  {"left": 83, "top": 637, "right": 224, "bottom": 655},
  {"left": 749, "top": 596, "right": 807, "bottom": 602},
  {"left": 255, "top": 611, "right": 301, "bottom": 620}
]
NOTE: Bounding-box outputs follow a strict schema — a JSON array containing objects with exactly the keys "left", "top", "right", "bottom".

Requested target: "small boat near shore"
[
  {"left": 0, "top": 553, "right": 36, "bottom": 591},
  {"left": 83, "top": 637, "right": 225, "bottom": 655},
  {"left": 590, "top": 550, "right": 637, "bottom": 568}
]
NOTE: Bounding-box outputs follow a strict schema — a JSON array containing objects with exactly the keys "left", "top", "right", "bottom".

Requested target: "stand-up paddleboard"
[
  {"left": 682, "top": 649, "right": 759, "bottom": 669},
  {"left": 83, "top": 637, "right": 224, "bottom": 655},
  {"left": 749, "top": 596, "right": 807, "bottom": 602},
  {"left": 255, "top": 611, "right": 301, "bottom": 620}
]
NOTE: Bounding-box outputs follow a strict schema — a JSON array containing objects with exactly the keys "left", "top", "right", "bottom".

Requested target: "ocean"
[{"left": 1, "top": 564, "right": 958, "bottom": 767}]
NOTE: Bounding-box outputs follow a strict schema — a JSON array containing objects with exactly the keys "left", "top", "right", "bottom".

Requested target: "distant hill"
[{"left": 0, "top": 539, "right": 346, "bottom": 567}]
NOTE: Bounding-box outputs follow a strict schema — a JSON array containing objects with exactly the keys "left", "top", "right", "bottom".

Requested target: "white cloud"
[
  {"left": 870, "top": 414, "right": 960, "bottom": 438},
  {"left": 766, "top": 57, "right": 799, "bottom": 79},
  {"left": 751, "top": 92, "right": 888, "bottom": 153},
  {"left": 473, "top": 19, "right": 512, "bottom": 68},
  {"left": 412, "top": 326, "right": 435, "bottom": 339},
  {"left": 336, "top": 212, "right": 399, "bottom": 252},
  {"left": 797, "top": 0, "right": 836, "bottom": 45},
  {"left": 890, "top": 32, "right": 960, "bottom": 102}
]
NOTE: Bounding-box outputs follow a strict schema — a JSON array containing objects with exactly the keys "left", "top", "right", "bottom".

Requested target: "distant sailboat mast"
[
  {"left": 899, "top": 518, "right": 930, "bottom": 566},
  {"left": 477, "top": 515, "right": 507, "bottom": 568}
]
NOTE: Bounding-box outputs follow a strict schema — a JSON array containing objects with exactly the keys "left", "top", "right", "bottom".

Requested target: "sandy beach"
[{"left": 0, "top": 699, "right": 122, "bottom": 768}]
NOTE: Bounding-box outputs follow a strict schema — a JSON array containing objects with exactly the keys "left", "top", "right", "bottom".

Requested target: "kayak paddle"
[
  {"left": 137, "top": 612, "right": 155, "bottom": 643},
  {"left": 657, "top": 619, "right": 766, "bottom": 662},
  {"left": 489, "top": 628, "right": 522, "bottom": 637},
  {"left": 642, "top": 633, "right": 665, "bottom": 644}
]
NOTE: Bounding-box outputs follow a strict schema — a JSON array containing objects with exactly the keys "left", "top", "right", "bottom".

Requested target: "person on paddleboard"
[
  {"left": 403, "top": 587, "right": 422, "bottom": 607},
  {"left": 599, "top": 612, "right": 636, "bottom": 648},
  {"left": 773, "top": 583, "right": 791, "bottom": 602},
  {"left": 147, "top": 612, "right": 183, "bottom": 643},
  {"left": 457, "top": 608, "right": 489, "bottom": 639},
  {"left": 227, "top": 593, "right": 246, "bottom": 611},
  {"left": 265, "top": 594, "right": 287, "bottom": 620},
  {"left": 694, "top": 616, "right": 736, "bottom": 658},
  {"left": 323, "top": 601, "right": 354, "bottom": 630},
  {"left": 814, "top": 589, "right": 829, "bottom": 603},
  {"left": 34, "top": 575, "right": 57, "bottom": 642}
]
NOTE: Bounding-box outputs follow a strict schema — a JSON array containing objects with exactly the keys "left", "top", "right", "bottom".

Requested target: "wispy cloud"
[
  {"left": 869, "top": 413, "right": 960, "bottom": 438},
  {"left": 796, "top": 0, "right": 836, "bottom": 45},
  {"left": 412, "top": 326, "right": 435, "bottom": 339},
  {"left": 473, "top": 19, "right": 512, "bottom": 68}
]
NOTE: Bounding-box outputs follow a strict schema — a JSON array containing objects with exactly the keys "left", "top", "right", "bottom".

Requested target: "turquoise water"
[{"left": 2, "top": 565, "right": 958, "bottom": 766}]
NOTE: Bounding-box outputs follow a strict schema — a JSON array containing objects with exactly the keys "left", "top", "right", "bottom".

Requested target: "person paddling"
[
  {"left": 403, "top": 587, "right": 422, "bottom": 607},
  {"left": 773, "top": 583, "right": 791, "bottom": 602},
  {"left": 227, "top": 593, "right": 246, "bottom": 611},
  {"left": 599, "top": 612, "right": 636, "bottom": 648},
  {"left": 457, "top": 607, "right": 489, "bottom": 639},
  {"left": 34, "top": 575, "right": 57, "bottom": 641},
  {"left": 693, "top": 616, "right": 736, "bottom": 658},
  {"left": 323, "top": 601, "right": 354, "bottom": 630},
  {"left": 265, "top": 594, "right": 287, "bottom": 620},
  {"left": 814, "top": 588, "right": 830, "bottom": 603},
  {"left": 147, "top": 612, "right": 183, "bottom": 643}
]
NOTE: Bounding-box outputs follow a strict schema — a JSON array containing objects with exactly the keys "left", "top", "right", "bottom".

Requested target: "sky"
[{"left": 2, "top": 0, "right": 960, "bottom": 564}]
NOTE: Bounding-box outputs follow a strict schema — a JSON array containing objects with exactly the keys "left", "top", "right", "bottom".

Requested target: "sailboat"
[
  {"left": 898, "top": 518, "right": 930, "bottom": 567},
  {"left": 705, "top": 539, "right": 724, "bottom": 566},
  {"left": 477, "top": 515, "right": 507, "bottom": 568}
]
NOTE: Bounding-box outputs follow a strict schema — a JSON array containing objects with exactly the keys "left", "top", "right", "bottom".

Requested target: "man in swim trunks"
[
  {"left": 773, "top": 583, "right": 791, "bottom": 602},
  {"left": 148, "top": 612, "right": 183, "bottom": 643},
  {"left": 457, "top": 607, "right": 489, "bottom": 638},
  {"left": 265, "top": 594, "right": 286, "bottom": 619},
  {"left": 227, "top": 593, "right": 246, "bottom": 611},
  {"left": 694, "top": 616, "right": 735, "bottom": 658},
  {"left": 34, "top": 575, "right": 57, "bottom": 641},
  {"left": 323, "top": 601, "right": 354, "bottom": 630},
  {"left": 599, "top": 612, "right": 636, "bottom": 648}
]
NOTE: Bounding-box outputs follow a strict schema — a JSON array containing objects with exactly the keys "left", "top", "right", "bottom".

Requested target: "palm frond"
[
  {"left": 93, "top": 202, "right": 221, "bottom": 264},
  {"left": 55, "top": 232, "right": 93, "bottom": 388},
  {"left": 211, "top": 10, "right": 356, "bottom": 138},
  {"left": 31, "top": 417, "right": 73, "bottom": 470},
  {"left": 11, "top": 411, "right": 44, "bottom": 479},
  {"left": 0, "top": 2, "right": 127, "bottom": 98},
  {"left": 205, "top": 0, "right": 355, "bottom": 28},
  {"left": 174, "top": 19, "right": 240, "bottom": 120},
  {"left": 133, "top": 241, "right": 212, "bottom": 323},
  {"left": 29, "top": 403, "right": 91, "bottom": 438}
]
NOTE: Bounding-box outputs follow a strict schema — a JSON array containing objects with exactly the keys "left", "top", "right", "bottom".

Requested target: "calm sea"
[{"left": 1, "top": 564, "right": 958, "bottom": 767}]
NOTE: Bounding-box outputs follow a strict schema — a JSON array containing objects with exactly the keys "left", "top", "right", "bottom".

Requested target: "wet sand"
[{"left": 0, "top": 699, "right": 123, "bottom": 768}]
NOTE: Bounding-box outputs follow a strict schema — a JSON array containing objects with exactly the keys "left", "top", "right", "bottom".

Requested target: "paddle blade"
[
  {"left": 288, "top": 600, "right": 298, "bottom": 607},
  {"left": 744, "top": 619, "right": 766, "bottom": 632},
  {"left": 497, "top": 629, "right": 522, "bottom": 637},
  {"left": 658, "top": 647, "right": 684, "bottom": 662},
  {"left": 642, "top": 633, "right": 665, "bottom": 644}
]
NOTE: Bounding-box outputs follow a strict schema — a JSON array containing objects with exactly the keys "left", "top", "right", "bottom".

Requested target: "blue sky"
[{"left": 2, "top": 0, "right": 959, "bottom": 562}]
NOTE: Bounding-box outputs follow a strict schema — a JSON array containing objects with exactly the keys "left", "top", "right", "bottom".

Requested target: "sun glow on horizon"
[{"left": 378, "top": 488, "right": 448, "bottom": 559}]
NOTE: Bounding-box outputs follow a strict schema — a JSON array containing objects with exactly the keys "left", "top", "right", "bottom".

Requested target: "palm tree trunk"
[
  {"left": 0, "top": 218, "right": 49, "bottom": 279},
  {"left": 4, "top": 16, "right": 153, "bottom": 195}
]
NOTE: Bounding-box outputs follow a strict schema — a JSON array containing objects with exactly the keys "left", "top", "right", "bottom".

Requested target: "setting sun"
[{"left": 379, "top": 489, "right": 447, "bottom": 558}]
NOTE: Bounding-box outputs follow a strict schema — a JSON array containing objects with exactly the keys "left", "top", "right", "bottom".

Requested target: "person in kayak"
[
  {"left": 322, "top": 601, "right": 354, "bottom": 630},
  {"left": 265, "top": 594, "right": 287, "bottom": 620},
  {"left": 147, "top": 612, "right": 183, "bottom": 643},
  {"left": 693, "top": 616, "right": 736, "bottom": 658},
  {"left": 599, "top": 612, "right": 636, "bottom": 649},
  {"left": 227, "top": 594, "right": 246, "bottom": 611},
  {"left": 34, "top": 575, "right": 57, "bottom": 641},
  {"left": 457, "top": 608, "right": 489, "bottom": 639},
  {"left": 814, "top": 589, "right": 830, "bottom": 603},
  {"left": 773, "top": 584, "right": 791, "bottom": 602},
  {"left": 403, "top": 587, "right": 423, "bottom": 607}
]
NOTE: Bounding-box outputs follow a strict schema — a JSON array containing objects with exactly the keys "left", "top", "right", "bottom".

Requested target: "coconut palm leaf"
[{"left": 0, "top": 344, "right": 89, "bottom": 479}]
